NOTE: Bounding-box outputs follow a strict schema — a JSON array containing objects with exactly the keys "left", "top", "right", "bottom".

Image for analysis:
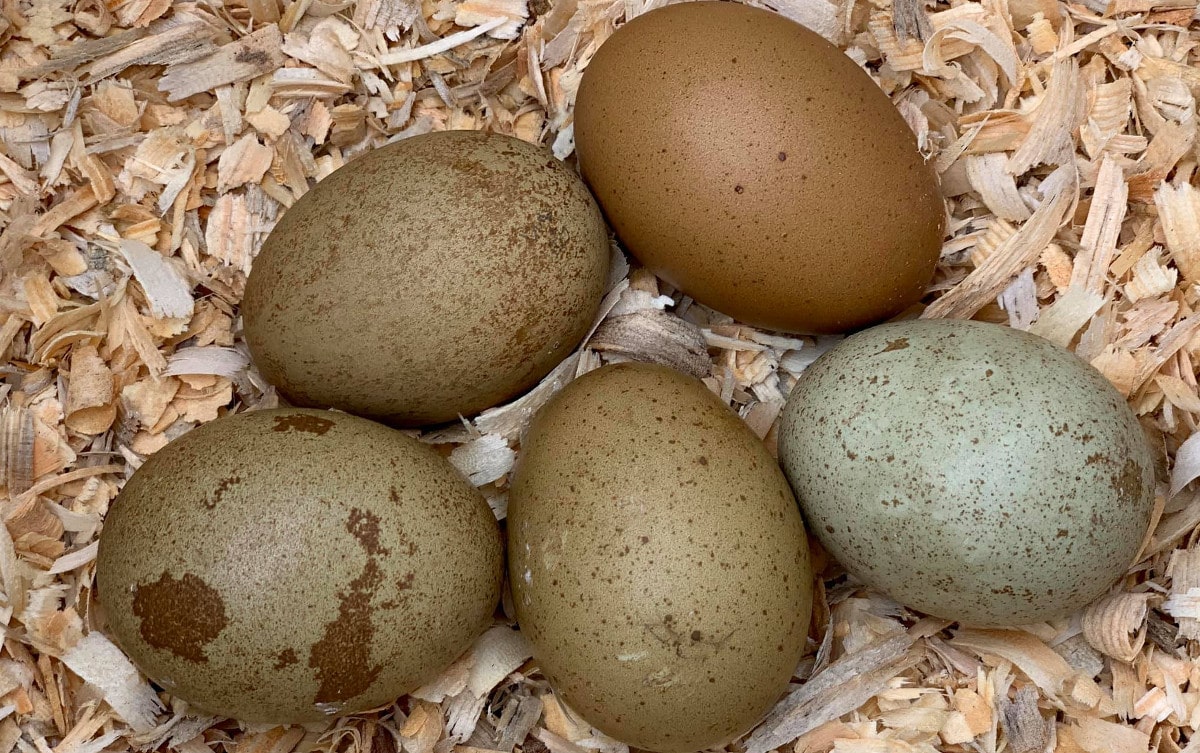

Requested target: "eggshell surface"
[
  {"left": 573, "top": 1, "right": 944, "bottom": 334},
  {"left": 242, "top": 130, "right": 610, "bottom": 427},
  {"left": 778, "top": 320, "right": 1156, "bottom": 625},
  {"left": 509, "top": 362, "right": 813, "bottom": 753},
  {"left": 97, "top": 409, "right": 503, "bottom": 722}
]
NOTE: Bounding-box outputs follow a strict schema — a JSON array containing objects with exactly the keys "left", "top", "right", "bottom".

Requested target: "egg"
[
  {"left": 778, "top": 320, "right": 1156, "bottom": 626},
  {"left": 242, "top": 130, "right": 610, "bottom": 427},
  {"left": 96, "top": 409, "right": 503, "bottom": 722},
  {"left": 573, "top": 2, "right": 944, "bottom": 334},
  {"left": 509, "top": 362, "right": 813, "bottom": 753}
]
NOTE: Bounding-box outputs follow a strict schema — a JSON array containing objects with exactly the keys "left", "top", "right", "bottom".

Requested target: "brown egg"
[
  {"left": 97, "top": 409, "right": 502, "bottom": 722},
  {"left": 574, "top": 2, "right": 945, "bottom": 334},
  {"left": 509, "top": 363, "right": 813, "bottom": 753},
  {"left": 242, "top": 130, "right": 610, "bottom": 427}
]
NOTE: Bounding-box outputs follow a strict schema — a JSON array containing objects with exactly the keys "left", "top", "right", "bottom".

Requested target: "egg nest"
[{"left": 1, "top": 1, "right": 1199, "bottom": 753}]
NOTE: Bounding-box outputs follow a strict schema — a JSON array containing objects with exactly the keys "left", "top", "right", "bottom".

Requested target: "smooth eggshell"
[
  {"left": 509, "top": 363, "right": 813, "bottom": 753},
  {"left": 778, "top": 320, "right": 1155, "bottom": 626},
  {"left": 242, "top": 130, "right": 610, "bottom": 427},
  {"left": 97, "top": 409, "right": 503, "bottom": 722},
  {"left": 574, "top": 2, "right": 944, "bottom": 334}
]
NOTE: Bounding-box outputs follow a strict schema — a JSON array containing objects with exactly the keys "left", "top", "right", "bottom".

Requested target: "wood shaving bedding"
[{"left": 1, "top": 0, "right": 1199, "bottom": 752}]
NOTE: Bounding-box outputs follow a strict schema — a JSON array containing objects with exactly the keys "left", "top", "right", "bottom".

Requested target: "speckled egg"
[
  {"left": 573, "top": 1, "right": 945, "bottom": 334},
  {"left": 509, "top": 362, "right": 813, "bottom": 753},
  {"left": 242, "top": 130, "right": 610, "bottom": 427},
  {"left": 96, "top": 409, "right": 502, "bottom": 722},
  {"left": 778, "top": 320, "right": 1156, "bottom": 626}
]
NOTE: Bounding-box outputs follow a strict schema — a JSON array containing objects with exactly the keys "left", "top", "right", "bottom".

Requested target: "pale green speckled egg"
[{"left": 778, "top": 319, "right": 1155, "bottom": 626}]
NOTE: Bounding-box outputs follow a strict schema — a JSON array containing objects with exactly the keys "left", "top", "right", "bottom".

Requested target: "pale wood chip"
[
  {"left": 966, "top": 153, "right": 1030, "bottom": 221},
  {"left": 59, "top": 633, "right": 161, "bottom": 732},
  {"left": 20, "top": 269, "right": 59, "bottom": 327},
  {"left": 63, "top": 344, "right": 115, "bottom": 435},
  {"left": 449, "top": 434, "right": 516, "bottom": 486},
  {"left": 1124, "top": 247, "right": 1177, "bottom": 303},
  {"left": 353, "top": 0, "right": 421, "bottom": 30},
  {"left": 924, "top": 166, "right": 1076, "bottom": 319},
  {"left": 204, "top": 192, "right": 255, "bottom": 275},
  {"left": 1153, "top": 181, "right": 1200, "bottom": 283},
  {"left": 1068, "top": 717, "right": 1150, "bottom": 753},
  {"left": 31, "top": 186, "right": 98, "bottom": 238},
  {"left": 1070, "top": 156, "right": 1127, "bottom": 293},
  {"left": 951, "top": 629, "right": 1076, "bottom": 701},
  {"left": 83, "top": 17, "right": 218, "bottom": 82},
  {"left": 1007, "top": 59, "right": 1085, "bottom": 175},
  {"left": 375, "top": 18, "right": 508, "bottom": 66},
  {"left": 119, "top": 239, "right": 194, "bottom": 320},
  {"left": 399, "top": 701, "right": 442, "bottom": 753},
  {"left": 455, "top": 0, "right": 529, "bottom": 39},
  {"left": 158, "top": 25, "right": 287, "bottom": 102},
  {"left": 1128, "top": 121, "right": 1195, "bottom": 203},
  {"left": 1027, "top": 286, "right": 1105, "bottom": 346},
  {"left": 744, "top": 632, "right": 922, "bottom": 753},
  {"left": 1164, "top": 546, "right": 1200, "bottom": 639},
  {"left": 245, "top": 107, "right": 292, "bottom": 139},
  {"left": 216, "top": 134, "right": 273, "bottom": 193},
  {"left": 1168, "top": 431, "right": 1200, "bottom": 499}
]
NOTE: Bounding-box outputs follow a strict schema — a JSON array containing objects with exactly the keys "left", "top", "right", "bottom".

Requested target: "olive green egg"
[
  {"left": 509, "top": 362, "right": 813, "bottom": 753},
  {"left": 778, "top": 319, "right": 1156, "bottom": 626},
  {"left": 242, "top": 130, "right": 610, "bottom": 427},
  {"left": 96, "top": 409, "right": 502, "bottom": 722}
]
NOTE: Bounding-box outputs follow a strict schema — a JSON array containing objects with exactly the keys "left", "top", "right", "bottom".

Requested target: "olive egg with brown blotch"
[
  {"left": 242, "top": 130, "right": 611, "bottom": 427},
  {"left": 509, "top": 362, "right": 813, "bottom": 753},
  {"left": 778, "top": 319, "right": 1156, "bottom": 626},
  {"left": 96, "top": 409, "right": 503, "bottom": 723},
  {"left": 574, "top": 1, "right": 945, "bottom": 334}
]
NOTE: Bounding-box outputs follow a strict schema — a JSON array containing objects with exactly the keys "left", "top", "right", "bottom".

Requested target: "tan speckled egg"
[
  {"left": 96, "top": 409, "right": 502, "bottom": 722},
  {"left": 509, "top": 363, "right": 813, "bottom": 753},
  {"left": 778, "top": 320, "right": 1156, "bottom": 626},
  {"left": 242, "top": 130, "right": 610, "bottom": 427},
  {"left": 573, "top": 2, "right": 945, "bottom": 334}
]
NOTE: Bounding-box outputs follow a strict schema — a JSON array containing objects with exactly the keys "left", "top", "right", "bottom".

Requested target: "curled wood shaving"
[
  {"left": 1080, "top": 592, "right": 1151, "bottom": 662},
  {"left": 63, "top": 344, "right": 116, "bottom": 435}
]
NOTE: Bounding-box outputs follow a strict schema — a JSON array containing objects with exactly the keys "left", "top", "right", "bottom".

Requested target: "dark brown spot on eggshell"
[
  {"left": 309, "top": 559, "right": 385, "bottom": 703},
  {"left": 132, "top": 572, "right": 227, "bottom": 663},
  {"left": 274, "top": 648, "right": 298, "bottom": 669},
  {"left": 206, "top": 476, "right": 241, "bottom": 509},
  {"left": 272, "top": 413, "right": 334, "bottom": 435}
]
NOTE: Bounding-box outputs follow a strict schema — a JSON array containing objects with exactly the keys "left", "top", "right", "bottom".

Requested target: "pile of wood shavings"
[{"left": 0, "top": 0, "right": 1199, "bottom": 751}]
